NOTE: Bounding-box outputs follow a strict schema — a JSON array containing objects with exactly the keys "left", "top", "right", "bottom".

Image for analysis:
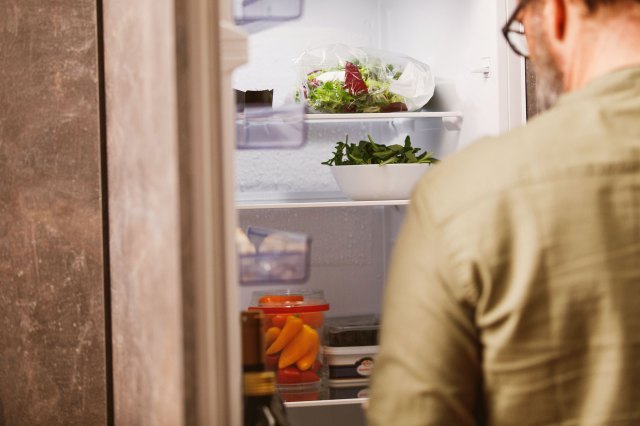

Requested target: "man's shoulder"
[
  {"left": 412, "top": 82, "right": 640, "bottom": 225},
  {"left": 413, "top": 108, "right": 581, "bottom": 225}
]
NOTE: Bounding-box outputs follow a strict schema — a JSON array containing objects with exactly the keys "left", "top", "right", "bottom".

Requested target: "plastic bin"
[
  {"left": 328, "top": 378, "right": 370, "bottom": 399},
  {"left": 236, "top": 103, "right": 307, "bottom": 149},
  {"left": 233, "top": 0, "right": 304, "bottom": 25},
  {"left": 249, "top": 289, "right": 330, "bottom": 389},
  {"left": 325, "top": 314, "right": 380, "bottom": 347},
  {"left": 278, "top": 381, "right": 324, "bottom": 403},
  {"left": 238, "top": 227, "right": 311, "bottom": 283}
]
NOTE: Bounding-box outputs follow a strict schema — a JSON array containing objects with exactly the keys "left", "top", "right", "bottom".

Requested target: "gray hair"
[{"left": 583, "top": 0, "right": 640, "bottom": 11}]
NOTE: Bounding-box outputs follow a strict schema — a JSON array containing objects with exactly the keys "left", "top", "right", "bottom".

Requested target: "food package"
[
  {"left": 325, "top": 315, "right": 380, "bottom": 347},
  {"left": 296, "top": 44, "right": 435, "bottom": 113}
]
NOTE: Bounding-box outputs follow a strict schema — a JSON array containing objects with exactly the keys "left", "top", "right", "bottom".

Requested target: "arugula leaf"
[{"left": 322, "top": 134, "right": 439, "bottom": 166}]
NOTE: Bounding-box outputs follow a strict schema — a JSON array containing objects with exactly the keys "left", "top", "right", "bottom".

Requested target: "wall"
[{"left": 0, "top": 0, "right": 108, "bottom": 424}]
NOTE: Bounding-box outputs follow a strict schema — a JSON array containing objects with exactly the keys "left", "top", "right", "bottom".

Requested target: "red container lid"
[{"left": 249, "top": 289, "right": 329, "bottom": 314}]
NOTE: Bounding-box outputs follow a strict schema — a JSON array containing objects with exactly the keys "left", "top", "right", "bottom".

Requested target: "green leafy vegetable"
[
  {"left": 321, "top": 135, "right": 439, "bottom": 166},
  {"left": 301, "top": 63, "right": 407, "bottom": 113}
]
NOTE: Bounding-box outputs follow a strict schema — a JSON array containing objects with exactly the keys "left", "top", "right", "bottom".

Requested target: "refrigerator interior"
[
  {"left": 230, "top": 0, "right": 524, "bottom": 422},
  {"left": 234, "top": 0, "right": 524, "bottom": 316}
]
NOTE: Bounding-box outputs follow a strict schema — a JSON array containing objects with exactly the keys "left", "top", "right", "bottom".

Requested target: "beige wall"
[{"left": 0, "top": 0, "right": 108, "bottom": 424}]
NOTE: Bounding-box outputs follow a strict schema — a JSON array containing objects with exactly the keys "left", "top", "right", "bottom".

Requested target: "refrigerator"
[{"left": 203, "top": 0, "right": 528, "bottom": 424}]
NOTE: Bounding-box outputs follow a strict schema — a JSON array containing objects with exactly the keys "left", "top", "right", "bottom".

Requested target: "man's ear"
[{"left": 547, "top": 0, "right": 568, "bottom": 42}]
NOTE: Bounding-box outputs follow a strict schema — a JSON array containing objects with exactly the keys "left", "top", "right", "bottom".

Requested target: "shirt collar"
[{"left": 556, "top": 65, "right": 640, "bottom": 107}]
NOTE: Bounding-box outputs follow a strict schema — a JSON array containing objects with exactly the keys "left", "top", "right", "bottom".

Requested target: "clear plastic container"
[
  {"left": 277, "top": 381, "right": 323, "bottom": 403},
  {"left": 325, "top": 314, "right": 380, "bottom": 347},
  {"left": 233, "top": 0, "right": 304, "bottom": 25},
  {"left": 323, "top": 345, "right": 378, "bottom": 380},
  {"left": 249, "top": 289, "right": 330, "bottom": 389},
  {"left": 236, "top": 103, "right": 307, "bottom": 150},
  {"left": 328, "top": 378, "right": 370, "bottom": 400},
  {"left": 238, "top": 227, "right": 311, "bottom": 284}
]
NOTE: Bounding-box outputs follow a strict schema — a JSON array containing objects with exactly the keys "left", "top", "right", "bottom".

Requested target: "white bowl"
[{"left": 330, "top": 163, "right": 432, "bottom": 201}]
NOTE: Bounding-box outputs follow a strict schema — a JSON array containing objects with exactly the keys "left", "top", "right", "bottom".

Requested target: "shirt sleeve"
[{"left": 367, "top": 188, "right": 482, "bottom": 426}]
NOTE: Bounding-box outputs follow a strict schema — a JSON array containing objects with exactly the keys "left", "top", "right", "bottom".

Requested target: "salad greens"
[
  {"left": 321, "top": 135, "right": 439, "bottom": 166},
  {"left": 301, "top": 62, "right": 407, "bottom": 114}
]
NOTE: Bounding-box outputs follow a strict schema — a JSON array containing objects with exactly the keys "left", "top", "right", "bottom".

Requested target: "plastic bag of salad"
[{"left": 295, "top": 44, "right": 435, "bottom": 114}]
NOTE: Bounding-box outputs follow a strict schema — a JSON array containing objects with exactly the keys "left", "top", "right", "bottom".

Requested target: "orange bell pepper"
[
  {"left": 279, "top": 325, "right": 319, "bottom": 369},
  {"left": 295, "top": 335, "right": 319, "bottom": 371},
  {"left": 266, "top": 315, "right": 303, "bottom": 355},
  {"left": 265, "top": 326, "right": 281, "bottom": 348},
  {"left": 271, "top": 314, "right": 288, "bottom": 328}
]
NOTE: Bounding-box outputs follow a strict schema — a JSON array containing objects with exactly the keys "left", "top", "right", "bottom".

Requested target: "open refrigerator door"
[{"left": 212, "top": 0, "right": 526, "bottom": 424}]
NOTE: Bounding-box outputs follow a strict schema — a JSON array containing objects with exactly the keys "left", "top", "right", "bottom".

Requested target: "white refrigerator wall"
[
  {"left": 380, "top": 0, "right": 504, "bottom": 145},
  {"left": 233, "top": 0, "right": 525, "bottom": 316},
  {"left": 238, "top": 207, "right": 388, "bottom": 316},
  {"left": 233, "top": 0, "right": 523, "bottom": 144}
]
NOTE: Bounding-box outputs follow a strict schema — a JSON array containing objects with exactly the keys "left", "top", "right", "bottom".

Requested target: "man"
[{"left": 368, "top": 0, "right": 640, "bottom": 425}]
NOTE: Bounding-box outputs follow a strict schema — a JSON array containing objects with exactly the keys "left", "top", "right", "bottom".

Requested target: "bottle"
[
  {"left": 241, "top": 311, "right": 291, "bottom": 426},
  {"left": 242, "top": 310, "right": 265, "bottom": 373}
]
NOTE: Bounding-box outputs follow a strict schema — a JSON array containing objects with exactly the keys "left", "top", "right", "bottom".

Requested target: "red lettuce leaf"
[{"left": 344, "top": 62, "right": 368, "bottom": 96}]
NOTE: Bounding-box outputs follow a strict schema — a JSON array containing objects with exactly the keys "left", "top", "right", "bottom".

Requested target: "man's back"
[{"left": 368, "top": 67, "right": 640, "bottom": 425}]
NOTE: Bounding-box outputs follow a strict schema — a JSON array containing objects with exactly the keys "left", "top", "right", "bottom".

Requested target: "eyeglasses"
[{"left": 502, "top": 0, "right": 536, "bottom": 58}]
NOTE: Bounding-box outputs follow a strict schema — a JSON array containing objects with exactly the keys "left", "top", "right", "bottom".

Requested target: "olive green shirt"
[{"left": 368, "top": 67, "right": 640, "bottom": 426}]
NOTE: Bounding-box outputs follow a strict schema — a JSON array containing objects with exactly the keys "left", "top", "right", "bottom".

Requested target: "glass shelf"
[
  {"left": 304, "top": 111, "right": 462, "bottom": 122},
  {"left": 285, "top": 396, "right": 368, "bottom": 408},
  {"left": 237, "top": 198, "right": 409, "bottom": 210},
  {"left": 235, "top": 109, "right": 462, "bottom": 149}
]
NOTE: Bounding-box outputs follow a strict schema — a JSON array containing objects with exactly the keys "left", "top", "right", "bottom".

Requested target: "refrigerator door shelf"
[
  {"left": 239, "top": 226, "right": 311, "bottom": 284},
  {"left": 236, "top": 103, "right": 307, "bottom": 149},
  {"left": 234, "top": 0, "right": 303, "bottom": 29}
]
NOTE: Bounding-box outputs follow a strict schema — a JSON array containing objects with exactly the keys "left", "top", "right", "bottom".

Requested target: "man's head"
[{"left": 505, "top": 0, "right": 640, "bottom": 111}]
